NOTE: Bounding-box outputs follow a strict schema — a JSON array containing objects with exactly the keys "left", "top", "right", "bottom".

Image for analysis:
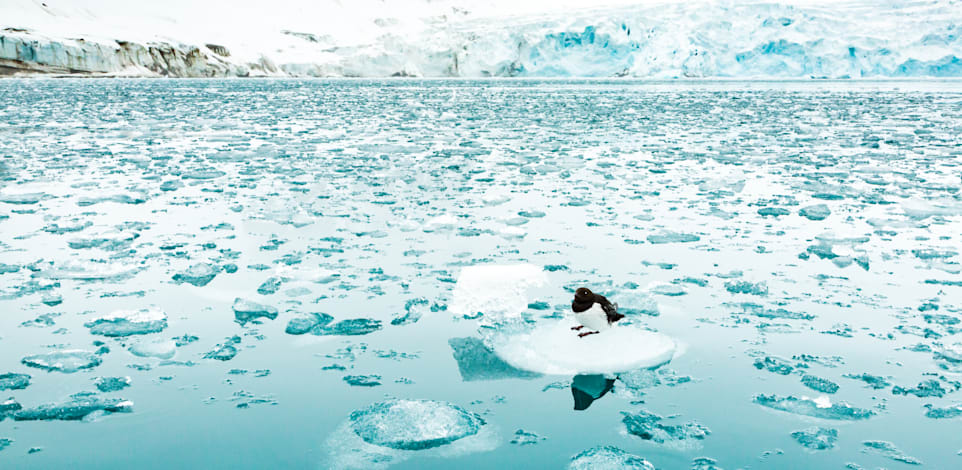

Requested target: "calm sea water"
[{"left": 1, "top": 79, "right": 961, "bottom": 469}]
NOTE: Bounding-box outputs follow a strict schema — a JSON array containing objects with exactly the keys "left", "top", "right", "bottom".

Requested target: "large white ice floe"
[
  {"left": 489, "top": 320, "right": 676, "bottom": 375},
  {"left": 449, "top": 264, "right": 548, "bottom": 323}
]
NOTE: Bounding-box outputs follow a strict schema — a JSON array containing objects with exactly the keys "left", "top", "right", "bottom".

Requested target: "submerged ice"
[{"left": 349, "top": 399, "right": 485, "bottom": 450}]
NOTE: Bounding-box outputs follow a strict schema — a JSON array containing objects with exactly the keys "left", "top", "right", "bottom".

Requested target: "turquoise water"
[{"left": 0, "top": 79, "right": 961, "bottom": 469}]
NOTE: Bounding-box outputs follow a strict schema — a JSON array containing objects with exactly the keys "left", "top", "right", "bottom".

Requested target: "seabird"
[{"left": 571, "top": 287, "right": 624, "bottom": 337}]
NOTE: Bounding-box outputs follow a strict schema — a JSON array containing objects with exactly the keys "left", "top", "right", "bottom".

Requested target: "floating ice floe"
[
  {"left": 21, "top": 350, "right": 102, "bottom": 373},
  {"left": 622, "top": 410, "right": 710, "bottom": 448},
  {"left": 791, "top": 427, "right": 838, "bottom": 450},
  {"left": 449, "top": 264, "right": 549, "bottom": 322},
  {"left": 12, "top": 392, "right": 132, "bottom": 421},
  {"left": 0, "top": 373, "right": 30, "bottom": 391},
  {"left": 85, "top": 308, "right": 168, "bottom": 336},
  {"left": 285, "top": 313, "right": 334, "bottom": 335},
  {"left": 754, "top": 394, "right": 874, "bottom": 420},
  {"left": 489, "top": 321, "right": 675, "bottom": 375},
  {"left": 172, "top": 263, "right": 221, "bottom": 287},
  {"left": 128, "top": 339, "right": 177, "bottom": 359},
  {"left": 315, "top": 319, "right": 383, "bottom": 336},
  {"left": 350, "top": 399, "right": 484, "bottom": 450},
  {"left": 94, "top": 376, "right": 132, "bottom": 392},
  {"left": 232, "top": 298, "right": 278, "bottom": 325},
  {"left": 324, "top": 399, "right": 498, "bottom": 469},
  {"left": 568, "top": 446, "right": 655, "bottom": 470},
  {"left": 36, "top": 260, "right": 140, "bottom": 282},
  {"left": 862, "top": 440, "right": 922, "bottom": 465}
]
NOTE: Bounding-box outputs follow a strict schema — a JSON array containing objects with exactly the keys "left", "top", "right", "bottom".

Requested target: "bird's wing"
[{"left": 596, "top": 295, "right": 624, "bottom": 323}]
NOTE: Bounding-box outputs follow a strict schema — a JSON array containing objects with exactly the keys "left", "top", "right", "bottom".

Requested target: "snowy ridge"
[{"left": 2, "top": 0, "right": 961, "bottom": 77}]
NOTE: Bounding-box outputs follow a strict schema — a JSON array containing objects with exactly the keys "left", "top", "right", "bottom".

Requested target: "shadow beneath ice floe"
[{"left": 571, "top": 374, "right": 616, "bottom": 411}]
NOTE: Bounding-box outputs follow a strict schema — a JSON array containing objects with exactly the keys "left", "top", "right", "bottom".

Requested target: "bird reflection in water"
[{"left": 571, "top": 374, "right": 616, "bottom": 411}]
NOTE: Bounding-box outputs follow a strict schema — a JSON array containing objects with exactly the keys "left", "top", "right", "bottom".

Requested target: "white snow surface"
[
  {"left": 2, "top": 0, "right": 962, "bottom": 77},
  {"left": 449, "top": 263, "right": 548, "bottom": 322},
  {"left": 490, "top": 320, "right": 676, "bottom": 375}
]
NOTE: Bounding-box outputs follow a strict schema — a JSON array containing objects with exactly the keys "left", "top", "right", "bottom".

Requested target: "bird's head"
[{"left": 574, "top": 287, "right": 593, "bottom": 302}]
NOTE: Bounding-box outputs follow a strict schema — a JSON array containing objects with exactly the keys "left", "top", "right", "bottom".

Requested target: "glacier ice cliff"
[{"left": 1, "top": 0, "right": 961, "bottom": 78}]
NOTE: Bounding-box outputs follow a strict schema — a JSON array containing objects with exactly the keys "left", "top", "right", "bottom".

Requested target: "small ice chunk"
[
  {"left": 343, "top": 375, "right": 381, "bottom": 387},
  {"left": 349, "top": 399, "right": 485, "bottom": 450},
  {"left": 128, "top": 339, "right": 177, "bottom": 359},
  {"left": 449, "top": 264, "right": 548, "bottom": 323},
  {"left": 232, "top": 298, "right": 278, "bottom": 325},
  {"left": 800, "top": 374, "right": 839, "bottom": 394},
  {"left": 892, "top": 379, "right": 946, "bottom": 398},
  {"left": 94, "top": 377, "right": 131, "bottom": 393},
  {"left": 315, "top": 319, "right": 382, "bottom": 336},
  {"left": 862, "top": 440, "right": 922, "bottom": 465},
  {"left": 568, "top": 446, "right": 654, "bottom": 470},
  {"left": 85, "top": 308, "right": 167, "bottom": 337},
  {"left": 724, "top": 281, "right": 769, "bottom": 296},
  {"left": 12, "top": 392, "right": 132, "bottom": 421},
  {"left": 622, "top": 410, "right": 710, "bottom": 446},
  {"left": 172, "top": 263, "right": 220, "bottom": 287},
  {"left": 285, "top": 313, "right": 334, "bottom": 335},
  {"left": 510, "top": 429, "right": 545, "bottom": 445},
  {"left": 791, "top": 427, "right": 838, "bottom": 450},
  {"left": 21, "top": 350, "right": 102, "bottom": 373},
  {"left": 843, "top": 373, "right": 891, "bottom": 390},
  {"left": 647, "top": 232, "right": 700, "bottom": 244},
  {"left": 753, "top": 394, "right": 874, "bottom": 420},
  {"left": 0, "top": 438, "right": 11, "bottom": 452},
  {"left": 490, "top": 321, "right": 675, "bottom": 375},
  {"left": 0, "top": 373, "right": 30, "bottom": 391},
  {"left": 924, "top": 403, "right": 962, "bottom": 419},
  {"left": 799, "top": 204, "right": 831, "bottom": 221},
  {"left": 205, "top": 336, "right": 241, "bottom": 361},
  {"left": 423, "top": 214, "right": 458, "bottom": 232}
]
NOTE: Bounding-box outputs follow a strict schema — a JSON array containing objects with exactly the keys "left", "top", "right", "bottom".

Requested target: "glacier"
[{"left": 2, "top": 0, "right": 961, "bottom": 78}]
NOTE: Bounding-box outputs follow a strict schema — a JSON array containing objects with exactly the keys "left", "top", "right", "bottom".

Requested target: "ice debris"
[
  {"left": 349, "top": 399, "right": 485, "bottom": 450},
  {"left": 285, "top": 312, "right": 334, "bottom": 335},
  {"left": 12, "top": 392, "right": 132, "bottom": 421},
  {"left": 232, "top": 298, "right": 278, "bottom": 325},
  {"left": 172, "top": 263, "right": 221, "bottom": 287},
  {"left": 343, "top": 375, "right": 381, "bottom": 387},
  {"left": 85, "top": 308, "right": 168, "bottom": 336},
  {"left": 800, "top": 375, "right": 840, "bottom": 394},
  {"left": 205, "top": 336, "right": 241, "bottom": 361},
  {"left": 568, "top": 446, "right": 655, "bottom": 470},
  {"left": 622, "top": 410, "right": 710, "bottom": 446},
  {"left": 510, "top": 429, "right": 545, "bottom": 446},
  {"left": 799, "top": 204, "right": 831, "bottom": 221},
  {"left": 315, "top": 319, "right": 383, "bottom": 336},
  {"left": 21, "top": 350, "right": 102, "bottom": 373},
  {"left": 862, "top": 440, "right": 922, "bottom": 465},
  {"left": 94, "top": 376, "right": 131, "bottom": 392},
  {"left": 791, "top": 427, "right": 838, "bottom": 450},
  {"left": 0, "top": 373, "right": 30, "bottom": 391},
  {"left": 753, "top": 395, "right": 874, "bottom": 420},
  {"left": 129, "top": 339, "right": 177, "bottom": 359}
]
